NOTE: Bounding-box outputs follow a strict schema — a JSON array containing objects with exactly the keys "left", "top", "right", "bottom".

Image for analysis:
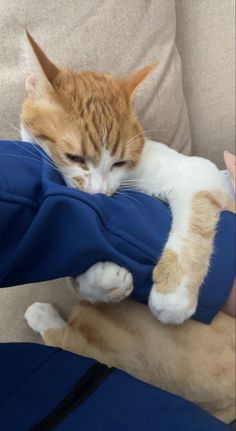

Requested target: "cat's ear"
[
  {"left": 118, "top": 64, "right": 157, "bottom": 98},
  {"left": 23, "top": 30, "right": 59, "bottom": 98}
]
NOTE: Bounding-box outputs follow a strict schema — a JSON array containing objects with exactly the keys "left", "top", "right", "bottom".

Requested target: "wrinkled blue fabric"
[
  {"left": 0, "top": 140, "right": 235, "bottom": 323},
  {"left": 0, "top": 343, "right": 231, "bottom": 431}
]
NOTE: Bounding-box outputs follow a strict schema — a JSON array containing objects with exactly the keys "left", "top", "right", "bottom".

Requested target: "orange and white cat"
[{"left": 21, "top": 32, "right": 227, "bottom": 325}]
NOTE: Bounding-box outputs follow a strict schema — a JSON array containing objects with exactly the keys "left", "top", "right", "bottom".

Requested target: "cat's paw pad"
[
  {"left": 148, "top": 285, "right": 196, "bottom": 324},
  {"left": 72, "top": 262, "right": 133, "bottom": 303},
  {"left": 25, "top": 302, "right": 65, "bottom": 335}
]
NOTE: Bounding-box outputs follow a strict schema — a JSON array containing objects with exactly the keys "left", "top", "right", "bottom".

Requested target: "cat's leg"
[
  {"left": 71, "top": 262, "right": 133, "bottom": 303},
  {"left": 149, "top": 190, "right": 225, "bottom": 324},
  {"left": 25, "top": 302, "right": 66, "bottom": 339}
]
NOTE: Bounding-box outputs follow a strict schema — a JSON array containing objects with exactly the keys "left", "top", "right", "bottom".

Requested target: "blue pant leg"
[{"left": 0, "top": 343, "right": 231, "bottom": 431}]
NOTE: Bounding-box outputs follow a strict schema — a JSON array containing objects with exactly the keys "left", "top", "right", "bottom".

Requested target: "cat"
[
  {"left": 21, "top": 31, "right": 227, "bottom": 324},
  {"left": 24, "top": 298, "right": 236, "bottom": 423}
]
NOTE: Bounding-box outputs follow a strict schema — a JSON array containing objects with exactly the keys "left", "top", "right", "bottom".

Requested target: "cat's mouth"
[
  {"left": 67, "top": 170, "right": 119, "bottom": 196},
  {"left": 65, "top": 175, "right": 114, "bottom": 196}
]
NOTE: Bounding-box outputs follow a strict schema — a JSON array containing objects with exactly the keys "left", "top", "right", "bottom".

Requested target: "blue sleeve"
[{"left": 0, "top": 141, "right": 235, "bottom": 324}]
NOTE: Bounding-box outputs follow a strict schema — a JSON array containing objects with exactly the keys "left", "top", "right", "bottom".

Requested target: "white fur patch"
[
  {"left": 62, "top": 148, "right": 127, "bottom": 195},
  {"left": 25, "top": 302, "right": 66, "bottom": 335},
  {"left": 21, "top": 125, "right": 35, "bottom": 144},
  {"left": 20, "top": 125, "right": 53, "bottom": 159},
  {"left": 148, "top": 284, "right": 196, "bottom": 324},
  {"left": 87, "top": 149, "right": 116, "bottom": 194},
  {"left": 71, "top": 261, "right": 133, "bottom": 303}
]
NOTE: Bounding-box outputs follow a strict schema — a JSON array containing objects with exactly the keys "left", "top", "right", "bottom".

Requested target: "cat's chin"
[
  {"left": 63, "top": 177, "right": 78, "bottom": 189},
  {"left": 64, "top": 180, "right": 114, "bottom": 197},
  {"left": 85, "top": 185, "right": 115, "bottom": 196},
  {"left": 88, "top": 190, "right": 114, "bottom": 197}
]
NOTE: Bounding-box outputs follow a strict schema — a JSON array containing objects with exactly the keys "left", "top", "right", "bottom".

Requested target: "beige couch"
[{"left": 0, "top": 0, "right": 235, "bottom": 344}]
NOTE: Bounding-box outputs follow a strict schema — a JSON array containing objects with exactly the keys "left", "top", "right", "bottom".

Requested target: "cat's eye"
[
  {"left": 112, "top": 161, "right": 127, "bottom": 168},
  {"left": 66, "top": 153, "right": 85, "bottom": 164}
]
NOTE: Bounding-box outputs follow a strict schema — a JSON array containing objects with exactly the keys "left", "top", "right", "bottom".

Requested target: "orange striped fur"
[{"left": 21, "top": 32, "right": 156, "bottom": 186}]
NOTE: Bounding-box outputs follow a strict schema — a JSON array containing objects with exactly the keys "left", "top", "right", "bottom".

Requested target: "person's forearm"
[{"left": 0, "top": 141, "right": 235, "bottom": 325}]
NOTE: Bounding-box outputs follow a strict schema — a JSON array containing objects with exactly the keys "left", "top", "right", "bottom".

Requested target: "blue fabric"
[
  {"left": 0, "top": 343, "right": 231, "bottom": 431},
  {"left": 0, "top": 343, "right": 95, "bottom": 430},
  {"left": 0, "top": 140, "right": 235, "bottom": 323}
]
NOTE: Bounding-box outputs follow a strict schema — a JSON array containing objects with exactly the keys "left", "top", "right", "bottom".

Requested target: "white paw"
[
  {"left": 148, "top": 285, "right": 196, "bottom": 324},
  {"left": 25, "top": 302, "right": 66, "bottom": 335},
  {"left": 71, "top": 262, "right": 133, "bottom": 303}
]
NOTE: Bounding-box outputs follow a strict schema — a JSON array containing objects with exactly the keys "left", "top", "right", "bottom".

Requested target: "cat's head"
[{"left": 21, "top": 32, "right": 156, "bottom": 195}]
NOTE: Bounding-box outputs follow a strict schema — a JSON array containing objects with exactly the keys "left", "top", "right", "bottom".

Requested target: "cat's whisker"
[
  {"left": 121, "top": 138, "right": 150, "bottom": 151},
  {"left": 1, "top": 117, "right": 64, "bottom": 176},
  {"left": 125, "top": 140, "right": 146, "bottom": 149},
  {"left": 23, "top": 127, "right": 60, "bottom": 168},
  {"left": 124, "top": 136, "right": 157, "bottom": 149},
  {"left": 118, "top": 186, "right": 151, "bottom": 196},
  {"left": 0, "top": 153, "right": 51, "bottom": 166},
  {"left": 122, "top": 178, "right": 151, "bottom": 182},
  {"left": 30, "top": 139, "right": 63, "bottom": 174},
  {"left": 121, "top": 184, "right": 151, "bottom": 190},
  {"left": 3, "top": 139, "right": 62, "bottom": 178},
  {"left": 15, "top": 141, "right": 62, "bottom": 176},
  {"left": 121, "top": 126, "right": 175, "bottom": 149},
  {"left": 117, "top": 186, "right": 148, "bottom": 195},
  {"left": 121, "top": 131, "right": 147, "bottom": 147},
  {"left": 122, "top": 127, "right": 173, "bottom": 148},
  {"left": 121, "top": 179, "right": 153, "bottom": 186},
  {"left": 115, "top": 190, "right": 145, "bottom": 208},
  {"left": 10, "top": 139, "right": 54, "bottom": 168},
  {"left": 2, "top": 117, "right": 59, "bottom": 170},
  {"left": 124, "top": 128, "right": 155, "bottom": 143},
  {"left": 0, "top": 152, "right": 64, "bottom": 177}
]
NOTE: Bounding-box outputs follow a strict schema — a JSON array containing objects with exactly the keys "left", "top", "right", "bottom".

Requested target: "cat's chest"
[
  {"left": 126, "top": 168, "right": 170, "bottom": 202},
  {"left": 126, "top": 162, "right": 172, "bottom": 198},
  {"left": 124, "top": 139, "right": 184, "bottom": 200}
]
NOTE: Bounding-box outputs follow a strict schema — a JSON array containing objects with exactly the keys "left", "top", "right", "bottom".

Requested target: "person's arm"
[
  {"left": 0, "top": 140, "right": 235, "bottom": 324},
  {"left": 224, "top": 151, "right": 236, "bottom": 192},
  {"left": 220, "top": 152, "right": 236, "bottom": 317}
]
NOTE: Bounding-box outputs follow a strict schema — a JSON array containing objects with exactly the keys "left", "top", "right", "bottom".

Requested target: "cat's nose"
[
  {"left": 89, "top": 182, "right": 108, "bottom": 194},
  {"left": 89, "top": 175, "right": 108, "bottom": 194}
]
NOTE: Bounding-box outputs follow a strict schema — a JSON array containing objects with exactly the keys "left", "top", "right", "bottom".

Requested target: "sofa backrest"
[
  {"left": 0, "top": 0, "right": 191, "bottom": 155},
  {"left": 176, "top": 0, "right": 235, "bottom": 167},
  {"left": 0, "top": 1, "right": 234, "bottom": 167}
]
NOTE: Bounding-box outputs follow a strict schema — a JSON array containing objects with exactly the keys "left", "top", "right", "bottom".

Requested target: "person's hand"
[{"left": 224, "top": 151, "right": 236, "bottom": 192}]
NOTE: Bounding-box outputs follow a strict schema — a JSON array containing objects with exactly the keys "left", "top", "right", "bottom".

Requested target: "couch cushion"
[
  {"left": 0, "top": 0, "right": 191, "bottom": 154},
  {"left": 176, "top": 0, "right": 235, "bottom": 167}
]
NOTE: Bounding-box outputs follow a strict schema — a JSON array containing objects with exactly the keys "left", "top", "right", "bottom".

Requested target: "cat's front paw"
[
  {"left": 148, "top": 284, "right": 196, "bottom": 324},
  {"left": 149, "top": 250, "right": 198, "bottom": 324},
  {"left": 71, "top": 262, "right": 133, "bottom": 303},
  {"left": 25, "top": 302, "right": 66, "bottom": 335}
]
